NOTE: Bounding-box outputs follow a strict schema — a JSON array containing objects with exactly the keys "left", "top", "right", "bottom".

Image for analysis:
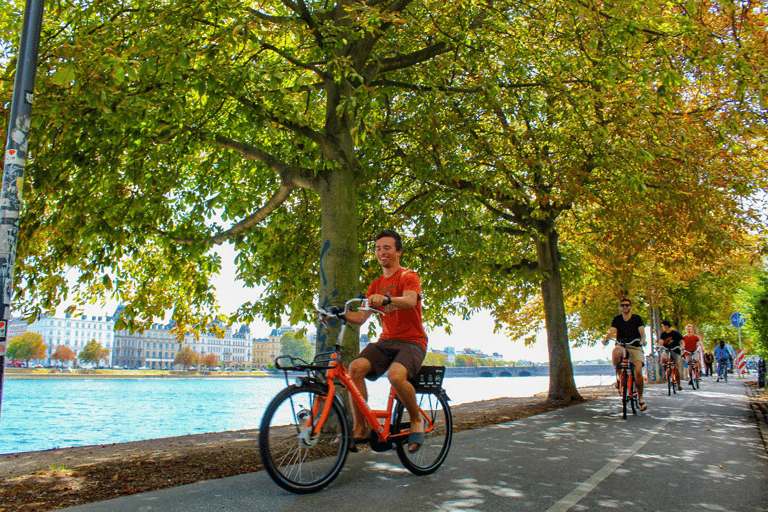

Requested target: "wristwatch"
[{"left": 383, "top": 294, "right": 392, "bottom": 306}]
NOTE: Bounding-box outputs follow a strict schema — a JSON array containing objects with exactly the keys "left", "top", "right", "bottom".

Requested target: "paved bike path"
[{"left": 60, "top": 377, "right": 768, "bottom": 512}]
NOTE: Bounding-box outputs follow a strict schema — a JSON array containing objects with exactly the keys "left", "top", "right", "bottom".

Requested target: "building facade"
[
  {"left": 27, "top": 313, "right": 115, "bottom": 367},
  {"left": 113, "top": 320, "right": 254, "bottom": 370},
  {"left": 23, "top": 307, "right": 254, "bottom": 369},
  {"left": 252, "top": 334, "right": 281, "bottom": 368}
]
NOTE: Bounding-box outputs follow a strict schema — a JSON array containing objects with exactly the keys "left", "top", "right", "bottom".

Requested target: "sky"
[{"left": 207, "top": 244, "right": 611, "bottom": 364}]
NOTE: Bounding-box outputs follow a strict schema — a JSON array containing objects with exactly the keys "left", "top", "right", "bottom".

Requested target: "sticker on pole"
[{"left": 730, "top": 312, "right": 746, "bottom": 328}]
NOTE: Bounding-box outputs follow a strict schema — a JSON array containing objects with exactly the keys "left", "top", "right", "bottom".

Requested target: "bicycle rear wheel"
[
  {"left": 258, "top": 385, "right": 350, "bottom": 494},
  {"left": 393, "top": 391, "right": 452, "bottom": 475}
]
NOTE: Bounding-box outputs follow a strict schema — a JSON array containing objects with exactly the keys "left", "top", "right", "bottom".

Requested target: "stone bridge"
[{"left": 444, "top": 365, "right": 615, "bottom": 378}]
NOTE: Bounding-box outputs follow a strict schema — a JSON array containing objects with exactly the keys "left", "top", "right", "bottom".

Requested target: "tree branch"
[
  {"left": 213, "top": 133, "right": 318, "bottom": 189},
  {"left": 234, "top": 96, "right": 332, "bottom": 156},
  {"left": 163, "top": 182, "right": 297, "bottom": 245},
  {"left": 260, "top": 43, "right": 325, "bottom": 78},
  {"left": 378, "top": 41, "right": 452, "bottom": 73}
]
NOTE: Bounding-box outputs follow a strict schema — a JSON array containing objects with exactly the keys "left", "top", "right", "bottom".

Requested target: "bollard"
[{"left": 758, "top": 358, "right": 766, "bottom": 388}]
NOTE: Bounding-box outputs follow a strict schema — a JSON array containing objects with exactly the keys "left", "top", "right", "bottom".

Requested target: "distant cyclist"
[
  {"left": 659, "top": 320, "right": 684, "bottom": 391},
  {"left": 603, "top": 298, "right": 647, "bottom": 411},
  {"left": 682, "top": 324, "right": 704, "bottom": 384},
  {"left": 714, "top": 339, "right": 730, "bottom": 382}
]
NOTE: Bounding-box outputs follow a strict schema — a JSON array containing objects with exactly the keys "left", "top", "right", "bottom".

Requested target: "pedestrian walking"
[{"left": 704, "top": 350, "right": 714, "bottom": 377}]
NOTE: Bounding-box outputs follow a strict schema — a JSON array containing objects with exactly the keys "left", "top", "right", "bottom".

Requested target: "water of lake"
[{"left": 0, "top": 374, "right": 611, "bottom": 454}]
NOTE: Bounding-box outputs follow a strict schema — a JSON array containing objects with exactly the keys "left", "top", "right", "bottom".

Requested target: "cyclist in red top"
[
  {"left": 682, "top": 324, "right": 704, "bottom": 383},
  {"left": 345, "top": 229, "right": 428, "bottom": 453}
]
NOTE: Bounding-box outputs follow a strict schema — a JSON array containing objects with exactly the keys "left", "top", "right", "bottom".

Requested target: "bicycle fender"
[{"left": 294, "top": 377, "right": 329, "bottom": 394}]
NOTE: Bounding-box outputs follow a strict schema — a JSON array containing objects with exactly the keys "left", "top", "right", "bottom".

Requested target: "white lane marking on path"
[{"left": 545, "top": 413, "right": 675, "bottom": 512}]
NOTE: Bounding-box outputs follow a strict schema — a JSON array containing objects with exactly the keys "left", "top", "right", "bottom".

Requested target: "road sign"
[{"left": 730, "top": 312, "right": 746, "bottom": 328}]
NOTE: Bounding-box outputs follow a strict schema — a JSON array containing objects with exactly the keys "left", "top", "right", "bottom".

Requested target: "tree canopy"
[
  {"left": 199, "top": 353, "right": 219, "bottom": 369},
  {"left": 51, "top": 344, "right": 76, "bottom": 365},
  {"left": 6, "top": 332, "right": 46, "bottom": 365},
  {"left": 173, "top": 346, "right": 198, "bottom": 369},
  {"left": 77, "top": 340, "right": 111, "bottom": 366},
  {"left": 0, "top": 0, "right": 765, "bottom": 400},
  {"left": 280, "top": 331, "right": 313, "bottom": 362}
]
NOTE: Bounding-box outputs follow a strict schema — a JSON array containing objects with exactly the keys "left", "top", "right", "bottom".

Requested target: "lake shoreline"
[
  {"left": 0, "top": 385, "right": 615, "bottom": 512},
  {"left": 3, "top": 368, "right": 274, "bottom": 379}
]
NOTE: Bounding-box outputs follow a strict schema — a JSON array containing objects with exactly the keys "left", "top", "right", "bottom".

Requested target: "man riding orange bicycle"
[
  {"left": 343, "top": 229, "right": 428, "bottom": 454},
  {"left": 603, "top": 298, "right": 647, "bottom": 411},
  {"left": 659, "top": 320, "right": 684, "bottom": 392},
  {"left": 682, "top": 324, "right": 704, "bottom": 387}
]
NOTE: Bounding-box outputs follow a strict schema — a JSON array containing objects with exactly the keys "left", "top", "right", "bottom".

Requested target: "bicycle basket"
[{"left": 413, "top": 366, "right": 445, "bottom": 392}]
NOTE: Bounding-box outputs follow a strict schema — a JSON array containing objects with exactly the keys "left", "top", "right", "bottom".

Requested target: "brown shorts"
[
  {"left": 356, "top": 339, "right": 426, "bottom": 381},
  {"left": 622, "top": 345, "right": 645, "bottom": 366},
  {"left": 627, "top": 347, "right": 645, "bottom": 368}
]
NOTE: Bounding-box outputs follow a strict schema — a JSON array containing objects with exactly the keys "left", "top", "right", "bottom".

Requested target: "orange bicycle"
[
  {"left": 661, "top": 346, "right": 680, "bottom": 396},
  {"left": 684, "top": 350, "right": 701, "bottom": 390},
  {"left": 613, "top": 340, "right": 640, "bottom": 419},
  {"left": 258, "top": 298, "right": 452, "bottom": 493}
]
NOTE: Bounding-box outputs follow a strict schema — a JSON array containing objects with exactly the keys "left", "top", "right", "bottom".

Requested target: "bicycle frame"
[
  {"left": 306, "top": 353, "right": 431, "bottom": 444},
  {"left": 684, "top": 351, "right": 701, "bottom": 373},
  {"left": 297, "top": 298, "right": 434, "bottom": 445},
  {"left": 612, "top": 341, "right": 639, "bottom": 418},
  {"left": 660, "top": 347, "right": 680, "bottom": 394}
]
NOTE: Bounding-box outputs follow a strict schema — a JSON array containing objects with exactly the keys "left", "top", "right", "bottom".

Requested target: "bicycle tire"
[
  {"left": 259, "top": 385, "right": 350, "bottom": 494},
  {"left": 672, "top": 370, "right": 677, "bottom": 394},
  {"left": 667, "top": 367, "right": 673, "bottom": 396},
  {"left": 629, "top": 363, "right": 638, "bottom": 415},
  {"left": 393, "top": 391, "right": 452, "bottom": 475},
  {"left": 621, "top": 371, "right": 629, "bottom": 419}
]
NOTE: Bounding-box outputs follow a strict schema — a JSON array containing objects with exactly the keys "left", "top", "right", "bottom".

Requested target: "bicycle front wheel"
[
  {"left": 667, "top": 368, "right": 673, "bottom": 396},
  {"left": 621, "top": 371, "right": 629, "bottom": 419},
  {"left": 258, "top": 385, "right": 350, "bottom": 494},
  {"left": 393, "top": 391, "right": 452, "bottom": 475}
]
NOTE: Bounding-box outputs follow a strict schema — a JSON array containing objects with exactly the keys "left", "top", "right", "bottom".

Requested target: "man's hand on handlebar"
[
  {"left": 367, "top": 293, "right": 390, "bottom": 309},
  {"left": 317, "top": 297, "right": 384, "bottom": 326}
]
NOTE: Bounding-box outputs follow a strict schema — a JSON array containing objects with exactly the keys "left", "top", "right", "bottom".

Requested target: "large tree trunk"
[
  {"left": 535, "top": 226, "right": 582, "bottom": 402},
  {"left": 315, "top": 166, "right": 362, "bottom": 363}
]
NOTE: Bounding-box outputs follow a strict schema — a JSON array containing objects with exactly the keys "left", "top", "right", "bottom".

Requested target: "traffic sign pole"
[
  {"left": 0, "top": 0, "right": 45, "bottom": 424},
  {"left": 730, "top": 312, "right": 746, "bottom": 351}
]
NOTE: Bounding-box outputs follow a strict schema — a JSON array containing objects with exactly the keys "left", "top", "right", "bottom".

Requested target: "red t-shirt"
[
  {"left": 683, "top": 334, "right": 701, "bottom": 353},
  {"left": 367, "top": 267, "right": 428, "bottom": 350}
]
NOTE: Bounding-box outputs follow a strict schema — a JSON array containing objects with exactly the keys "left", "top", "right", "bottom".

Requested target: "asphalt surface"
[{"left": 60, "top": 376, "right": 768, "bottom": 512}]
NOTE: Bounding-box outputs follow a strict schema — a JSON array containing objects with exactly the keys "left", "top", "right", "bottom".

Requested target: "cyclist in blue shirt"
[{"left": 714, "top": 339, "right": 730, "bottom": 382}]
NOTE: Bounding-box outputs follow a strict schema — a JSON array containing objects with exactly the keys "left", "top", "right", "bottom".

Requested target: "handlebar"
[
  {"left": 615, "top": 339, "right": 641, "bottom": 348},
  {"left": 316, "top": 297, "right": 383, "bottom": 322},
  {"left": 659, "top": 346, "right": 682, "bottom": 356}
]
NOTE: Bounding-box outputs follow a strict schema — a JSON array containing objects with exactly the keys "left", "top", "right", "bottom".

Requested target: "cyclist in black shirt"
[
  {"left": 659, "top": 320, "right": 684, "bottom": 391},
  {"left": 603, "top": 298, "right": 647, "bottom": 411}
]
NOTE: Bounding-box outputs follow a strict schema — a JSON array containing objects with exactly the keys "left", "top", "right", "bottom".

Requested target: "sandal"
[
  {"left": 639, "top": 401, "right": 647, "bottom": 411},
  {"left": 407, "top": 431, "right": 424, "bottom": 454}
]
